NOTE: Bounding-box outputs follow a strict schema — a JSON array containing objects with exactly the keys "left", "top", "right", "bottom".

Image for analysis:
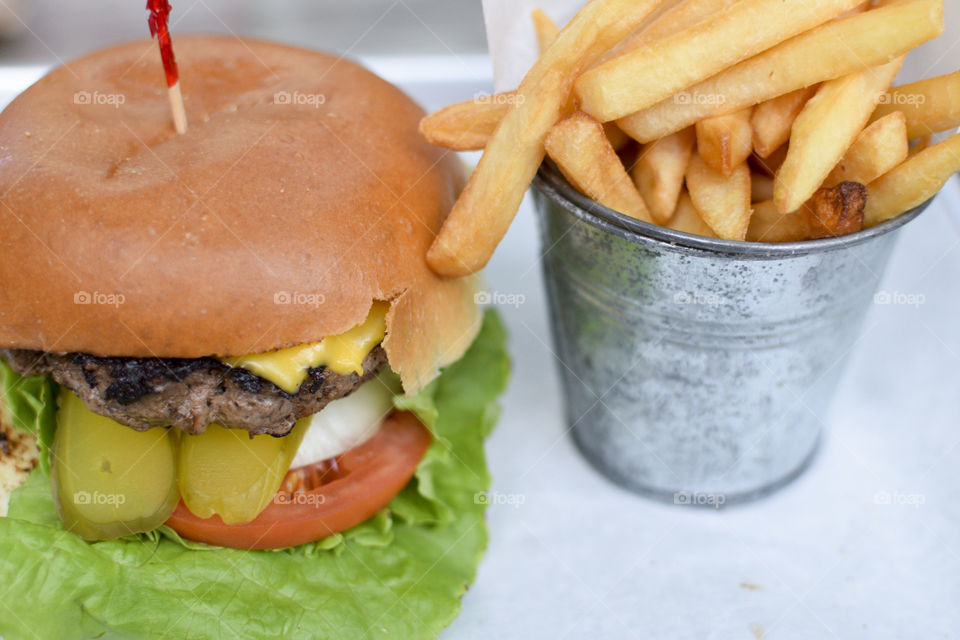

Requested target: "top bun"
[{"left": 0, "top": 36, "right": 479, "bottom": 393}]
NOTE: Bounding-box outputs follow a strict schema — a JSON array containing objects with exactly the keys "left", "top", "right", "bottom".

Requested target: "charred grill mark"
[{"left": 229, "top": 367, "right": 266, "bottom": 395}]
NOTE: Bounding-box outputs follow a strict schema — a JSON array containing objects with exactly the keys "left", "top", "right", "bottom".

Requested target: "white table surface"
[{"left": 2, "top": 58, "right": 958, "bottom": 640}]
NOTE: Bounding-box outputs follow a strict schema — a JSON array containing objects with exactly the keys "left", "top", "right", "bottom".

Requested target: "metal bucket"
[{"left": 532, "top": 163, "right": 928, "bottom": 505}]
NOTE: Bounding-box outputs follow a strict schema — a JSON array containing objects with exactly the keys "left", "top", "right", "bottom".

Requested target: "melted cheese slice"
[{"left": 222, "top": 302, "right": 388, "bottom": 394}]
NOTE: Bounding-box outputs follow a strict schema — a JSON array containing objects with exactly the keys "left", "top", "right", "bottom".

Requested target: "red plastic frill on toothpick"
[{"left": 147, "top": 0, "right": 187, "bottom": 133}]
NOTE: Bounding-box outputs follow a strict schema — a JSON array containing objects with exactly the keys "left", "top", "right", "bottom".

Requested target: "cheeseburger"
[{"left": 0, "top": 37, "right": 508, "bottom": 639}]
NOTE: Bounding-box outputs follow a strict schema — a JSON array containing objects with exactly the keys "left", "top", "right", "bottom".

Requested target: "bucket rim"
[{"left": 532, "top": 162, "right": 930, "bottom": 258}]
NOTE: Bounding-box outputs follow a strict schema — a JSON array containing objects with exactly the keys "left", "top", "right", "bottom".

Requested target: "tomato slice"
[{"left": 165, "top": 411, "right": 430, "bottom": 550}]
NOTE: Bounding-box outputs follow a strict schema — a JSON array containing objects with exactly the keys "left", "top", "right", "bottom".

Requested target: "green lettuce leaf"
[
  {"left": 0, "top": 309, "right": 509, "bottom": 640},
  {"left": 0, "top": 356, "right": 58, "bottom": 472}
]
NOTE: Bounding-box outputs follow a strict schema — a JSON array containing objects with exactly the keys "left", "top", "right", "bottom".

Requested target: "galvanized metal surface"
[{"left": 533, "top": 163, "right": 927, "bottom": 504}]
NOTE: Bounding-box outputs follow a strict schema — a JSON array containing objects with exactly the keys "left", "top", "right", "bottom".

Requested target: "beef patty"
[{"left": 0, "top": 347, "right": 387, "bottom": 436}]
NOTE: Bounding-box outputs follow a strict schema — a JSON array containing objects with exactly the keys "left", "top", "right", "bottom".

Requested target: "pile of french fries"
[{"left": 421, "top": 0, "right": 959, "bottom": 278}]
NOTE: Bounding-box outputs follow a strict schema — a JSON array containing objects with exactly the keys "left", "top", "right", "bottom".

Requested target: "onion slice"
[{"left": 290, "top": 373, "right": 400, "bottom": 469}]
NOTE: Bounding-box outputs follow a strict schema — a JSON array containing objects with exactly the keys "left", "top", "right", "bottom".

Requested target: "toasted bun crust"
[{"left": 0, "top": 37, "right": 479, "bottom": 392}]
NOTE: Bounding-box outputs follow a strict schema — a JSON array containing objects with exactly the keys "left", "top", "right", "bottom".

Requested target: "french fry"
[
  {"left": 824, "top": 111, "right": 908, "bottom": 187},
  {"left": 630, "top": 127, "right": 695, "bottom": 224},
  {"left": 420, "top": 97, "right": 628, "bottom": 153},
  {"left": 411, "top": 8, "right": 569, "bottom": 153},
  {"left": 575, "top": 0, "right": 864, "bottom": 122},
  {"left": 750, "top": 183, "right": 866, "bottom": 243},
  {"left": 911, "top": 135, "right": 934, "bottom": 155},
  {"left": 417, "top": 7, "right": 560, "bottom": 150},
  {"left": 752, "top": 181, "right": 868, "bottom": 244},
  {"left": 685, "top": 153, "right": 751, "bottom": 241},
  {"left": 872, "top": 70, "right": 960, "bottom": 139},
  {"left": 751, "top": 87, "right": 818, "bottom": 159},
  {"left": 418, "top": 94, "right": 627, "bottom": 155},
  {"left": 616, "top": 0, "right": 740, "bottom": 56},
  {"left": 604, "top": 122, "right": 632, "bottom": 151},
  {"left": 751, "top": 173, "right": 774, "bottom": 203},
  {"left": 804, "top": 181, "right": 866, "bottom": 238},
  {"left": 696, "top": 108, "right": 753, "bottom": 177},
  {"left": 774, "top": 57, "right": 903, "bottom": 214},
  {"left": 750, "top": 144, "right": 789, "bottom": 178},
  {"left": 667, "top": 191, "right": 716, "bottom": 237},
  {"left": 545, "top": 112, "right": 652, "bottom": 222},
  {"left": 747, "top": 201, "right": 807, "bottom": 242},
  {"left": 617, "top": 0, "right": 944, "bottom": 143},
  {"left": 419, "top": 95, "right": 511, "bottom": 151},
  {"left": 864, "top": 131, "right": 960, "bottom": 226},
  {"left": 418, "top": 1, "right": 666, "bottom": 152},
  {"left": 840, "top": 0, "right": 871, "bottom": 18},
  {"left": 532, "top": 9, "right": 560, "bottom": 54},
  {"left": 422, "top": 1, "right": 882, "bottom": 155},
  {"left": 428, "top": 0, "right": 665, "bottom": 277}
]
